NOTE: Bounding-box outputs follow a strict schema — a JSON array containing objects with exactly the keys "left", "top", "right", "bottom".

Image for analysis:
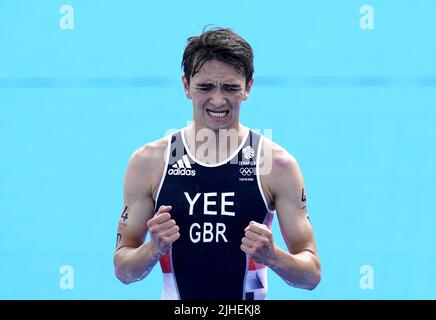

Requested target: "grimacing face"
[{"left": 182, "top": 59, "right": 253, "bottom": 131}]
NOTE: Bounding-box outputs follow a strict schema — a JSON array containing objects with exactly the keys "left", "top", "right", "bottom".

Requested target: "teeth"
[{"left": 207, "top": 110, "right": 228, "bottom": 118}]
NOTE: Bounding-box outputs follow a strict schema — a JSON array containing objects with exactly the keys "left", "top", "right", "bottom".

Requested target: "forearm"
[
  {"left": 268, "top": 247, "right": 321, "bottom": 290},
  {"left": 114, "top": 241, "right": 161, "bottom": 284}
]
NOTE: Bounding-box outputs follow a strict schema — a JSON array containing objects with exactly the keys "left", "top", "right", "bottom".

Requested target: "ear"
[
  {"left": 242, "top": 77, "right": 254, "bottom": 101},
  {"left": 182, "top": 74, "right": 192, "bottom": 99}
]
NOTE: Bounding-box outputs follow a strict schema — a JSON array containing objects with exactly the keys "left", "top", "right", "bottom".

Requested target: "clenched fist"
[
  {"left": 241, "top": 221, "right": 278, "bottom": 266},
  {"left": 147, "top": 205, "right": 180, "bottom": 256}
]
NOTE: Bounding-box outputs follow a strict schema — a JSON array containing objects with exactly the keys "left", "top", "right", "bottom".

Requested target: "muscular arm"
[
  {"left": 242, "top": 141, "right": 321, "bottom": 290},
  {"left": 113, "top": 140, "right": 179, "bottom": 284},
  {"left": 268, "top": 146, "right": 321, "bottom": 289}
]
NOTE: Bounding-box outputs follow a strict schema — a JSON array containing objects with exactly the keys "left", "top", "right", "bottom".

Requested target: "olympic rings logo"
[{"left": 239, "top": 167, "right": 254, "bottom": 176}]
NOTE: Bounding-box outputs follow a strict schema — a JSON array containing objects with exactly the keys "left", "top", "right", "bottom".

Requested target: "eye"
[
  {"left": 224, "top": 86, "right": 240, "bottom": 92},
  {"left": 199, "top": 87, "right": 212, "bottom": 91},
  {"left": 196, "top": 84, "right": 214, "bottom": 91}
]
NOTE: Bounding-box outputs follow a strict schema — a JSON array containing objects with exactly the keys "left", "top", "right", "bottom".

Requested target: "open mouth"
[{"left": 206, "top": 109, "right": 230, "bottom": 118}]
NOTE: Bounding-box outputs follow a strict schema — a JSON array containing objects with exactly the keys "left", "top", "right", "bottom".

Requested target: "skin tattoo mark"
[
  {"left": 121, "top": 206, "right": 128, "bottom": 221},
  {"left": 301, "top": 188, "right": 307, "bottom": 210},
  {"left": 116, "top": 233, "right": 122, "bottom": 248}
]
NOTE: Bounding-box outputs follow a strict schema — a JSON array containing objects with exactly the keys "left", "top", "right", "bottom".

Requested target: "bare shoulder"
[
  {"left": 261, "top": 137, "right": 300, "bottom": 172},
  {"left": 129, "top": 136, "right": 169, "bottom": 168},
  {"left": 124, "top": 135, "right": 170, "bottom": 198},
  {"left": 260, "top": 136, "right": 304, "bottom": 198}
]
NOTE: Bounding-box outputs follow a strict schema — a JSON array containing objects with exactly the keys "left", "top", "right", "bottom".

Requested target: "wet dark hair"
[{"left": 181, "top": 26, "right": 254, "bottom": 88}]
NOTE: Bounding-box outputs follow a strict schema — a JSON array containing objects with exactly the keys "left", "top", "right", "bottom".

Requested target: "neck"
[{"left": 184, "top": 122, "right": 248, "bottom": 164}]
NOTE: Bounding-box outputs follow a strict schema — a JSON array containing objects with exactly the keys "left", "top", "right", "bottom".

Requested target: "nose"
[{"left": 209, "top": 90, "right": 227, "bottom": 108}]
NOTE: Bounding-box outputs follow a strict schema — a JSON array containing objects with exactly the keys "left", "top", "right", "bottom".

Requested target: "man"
[{"left": 113, "top": 27, "right": 321, "bottom": 300}]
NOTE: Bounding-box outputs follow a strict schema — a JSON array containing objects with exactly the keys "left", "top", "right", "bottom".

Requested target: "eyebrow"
[{"left": 196, "top": 83, "right": 241, "bottom": 87}]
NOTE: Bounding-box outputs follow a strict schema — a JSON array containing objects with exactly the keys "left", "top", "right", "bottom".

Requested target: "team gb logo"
[{"left": 242, "top": 146, "right": 255, "bottom": 160}]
